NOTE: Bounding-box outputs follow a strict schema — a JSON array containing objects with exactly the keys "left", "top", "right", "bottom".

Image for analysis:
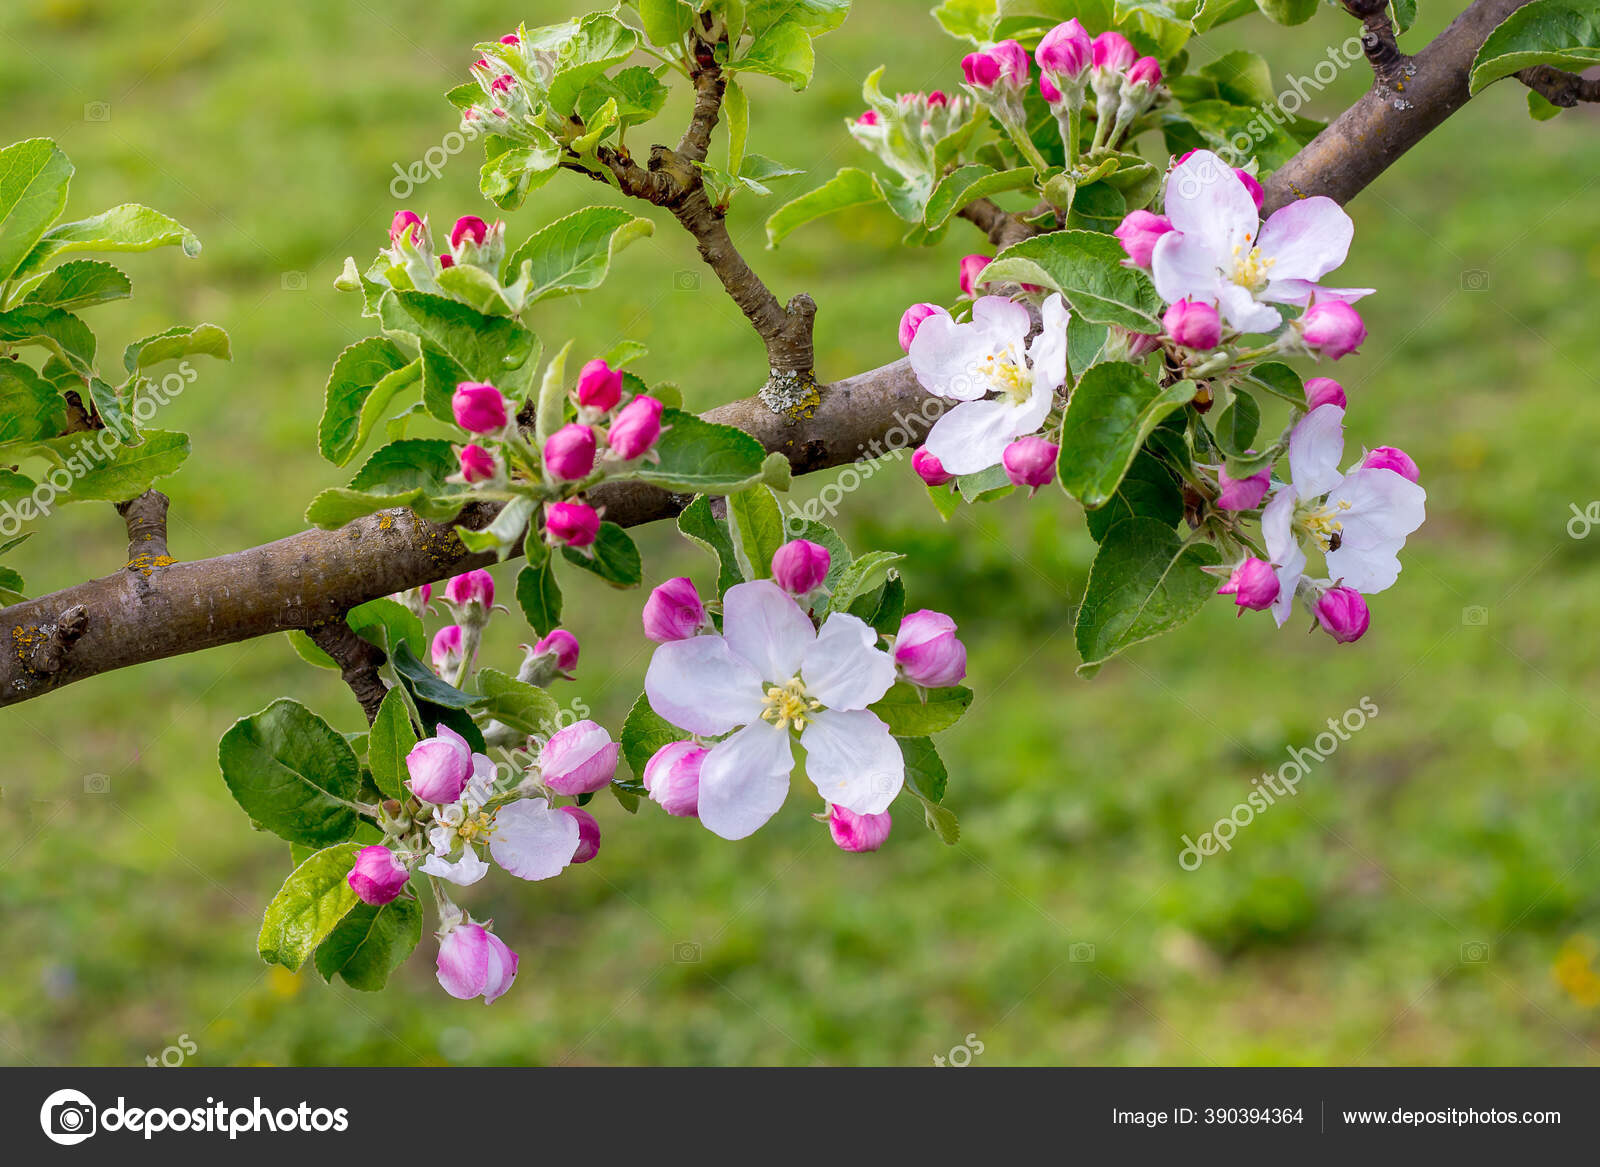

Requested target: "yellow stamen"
[
  {"left": 761, "top": 678, "right": 823, "bottom": 732},
  {"left": 1230, "top": 241, "right": 1276, "bottom": 291},
  {"left": 1299, "top": 500, "right": 1353, "bottom": 551},
  {"left": 456, "top": 810, "right": 496, "bottom": 843},
  {"left": 981, "top": 349, "right": 1032, "bottom": 404}
]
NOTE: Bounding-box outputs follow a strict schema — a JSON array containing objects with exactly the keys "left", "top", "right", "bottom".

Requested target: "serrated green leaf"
[
  {"left": 731, "top": 18, "right": 815, "bottom": 89},
  {"left": 19, "top": 259, "right": 130, "bottom": 311},
  {"left": 562, "top": 521, "right": 643, "bottom": 587},
  {"left": 218, "top": 699, "right": 363, "bottom": 846},
  {"left": 620, "top": 691, "right": 684, "bottom": 781},
  {"left": 982, "top": 230, "right": 1165, "bottom": 331},
  {"left": 1058, "top": 364, "right": 1195, "bottom": 508},
  {"left": 1469, "top": 0, "right": 1600, "bottom": 93},
  {"left": 14, "top": 202, "right": 199, "bottom": 282},
  {"left": 368, "top": 687, "right": 417, "bottom": 801},
  {"left": 633, "top": 409, "right": 774, "bottom": 493},
  {"left": 477, "top": 667, "right": 562, "bottom": 737},
  {"left": 825, "top": 549, "right": 904, "bottom": 615},
  {"left": 726, "top": 485, "right": 786, "bottom": 581},
  {"left": 1074, "top": 517, "right": 1221, "bottom": 674},
  {"left": 18, "top": 429, "right": 190, "bottom": 503},
  {"left": 1214, "top": 387, "right": 1260, "bottom": 457},
  {"left": 0, "top": 362, "right": 67, "bottom": 442},
  {"left": 317, "top": 338, "right": 411, "bottom": 465},
  {"left": 393, "top": 640, "right": 480, "bottom": 709},
  {"left": 313, "top": 896, "right": 422, "bottom": 991},
  {"left": 389, "top": 290, "right": 538, "bottom": 384},
  {"left": 258, "top": 843, "right": 361, "bottom": 971},
  {"left": 923, "top": 164, "right": 1037, "bottom": 231},
  {"left": 121, "top": 322, "right": 231, "bottom": 373},
  {"left": 516, "top": 558, "right": 564, "bottom": 636},
  {"left": 766, "top": 167, "right": 884, "bottom": 247},
  {"left": 677, "top": 494, "right": 743, "bottom": 596},
  {"left": 0, "top": 139, "right": 73, "bottom": 284},
  {"left": 502, "top": 207, "right": 655, "bottom": 304},
  {"left": 870, "top": 682, "right": 973, "bottom": 736},
  {"left": 1085, "top": 448, "right": 1183, "bottom": 542}
]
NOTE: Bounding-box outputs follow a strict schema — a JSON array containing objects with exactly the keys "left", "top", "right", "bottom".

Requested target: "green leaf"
[
  {"left": 731, "top": 18, "right": 816, "bottom": 89},
  {"left": 933, "top": 0, "right": 998, "bottom": 43},
  {"left": 1390, "top": 0, "right": 1418, "bottom": 33},
  {"left": 725, "top": 76, "right": 751, "bottom": 183},
  {"left": 19, "top": 259, "right": 130, "bottom": 311},
  {"left": 347, "top": 596, "right": 426, "bottom": 660},
  {"left": 677, "top": 494, "right": 743, "bottom": 596},
  {"left": 1528, "top": 88, "right": 1566, "bottom": 118},
  {"left": 1245, "top": 361, "right": 1305, "bottom": 407},
  {"left": 318, "top": 339, "right": 411, "bottom": 465},
  {"left": 516, "top": 558, "right": 564, "bottom": 636},
  {"left": 14, "top": 202, "right": 199, "bottom": 282},
  {"left": 535, "top": 339, "right": 574, "bottom": 445},
  {"left": 957, "top": 463, "right": 1016, "bottom": 504},
  {"left": 218, "top": 699, "right": 363, "bottom": 846},
  {"left": 121, "top": 322, "right": 231, "bottom": 373},
  {"left": 1074, "top": 517, "right": 1221, "bottom": 675},
  {"left": 620, "top": 691, "right": 683, "bottom": 780},
  {"left": 634, "top": 409, "right": 773, "bottom": 493},
  {"left": 899, "top": 735, "right": 947, "bottom": 804},
  {"left": 1469, "top": 0, "right": 1600, "bottom": 93},
  {"left": 1254, "top": 0, "right": 1317, "bottom": 24},
  {"left": 982, "top": 230, "right": 1165, "bottom": 331},
  {"left": 258, "top": 843, "right": 361, "bottom": 971},
  {"left": 0, "top": 304, "right": 95, "bottom": 374},
  {"left": 19, "top": 429, "right": 191, "bottom": 502},
  {"left": 502, "top": 206, "right": 654, "bottom": 304},
  {"left": 476, "top": 667, "right": 562, "bottom": 737},
  {"left": 870, "top": 682, "right": 973, "bottom": 736},
  {"left": 766, "top": 167, "right": 884, "bottom": 247},
  {"left": 1214, "top": 387, "right": 1260, "bottom": 457},
  {"left": 457, "top": 496, "right": 535, "bottom": 561},
  {"left": 0, "top": 565, "right": 24, "bottom": 605},
  {"left": 746, "top": 0, "right": 852, "bottom": 34},
  {"left": 850, "top": 573, "right": 907, "bottom": 636},
  {"left": 1057, "top": 364, "right": 1196, "bottom": 508},
  {"left": 478, "top": 132, "right": 563, "bottom": 211},
  {"left": 0, "top": 362, "right": 67, "bottom": 442},
  {"left": 0, "top": 139, "right": 73, "bottom": 284},
  {"left": 638, "top": 0, "right": 695, "bottom": 44},
  {"left": 348, "top": 437, "right": 465, "bottom": 497},
  {"left": 392, "top": 640, "right": 480, "bottom": 709},
  {"left": 923, "top": 165, "right": 1037, "bottom": 232},
  {"left": 349, "top": 360, "right": 423, "bottom": 468},
  {"left": 562, "top": 521, "right": 643, "bottom": 588},
  {"left": 825, "top": 550, "right": 904, "bottom": 615},
  {"left": 1085, "top": 448, "right": 1183, "bottom": 542},
  {"left": 547, "top": 13, "right": 641, "bottom": 114},
  {"left": 368, "top": 687, "right": 417, "bottom": 801},
  {"left": 389, "top": 290, "right": 539, "bottom": 383},
  {"left": 726, "top": 485, "right": 787, "bottom": 581},
  {"left": 313, "top": 896, "right": 422, "bottom": 991}
]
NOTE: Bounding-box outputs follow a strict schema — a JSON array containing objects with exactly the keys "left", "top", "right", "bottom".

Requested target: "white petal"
[
  {"left": 722, "top": 580, "right": 815, "bottom": 683},
  {"left": 645, "top": 635, "right": 765, "bottom": 736},
  {"left": 909, "top": 314, "right": 1004, "bottom": 402},
  {"left": 971, "top": 295, "right": 1032, "bottom": 348},
  {"left": 1324, "top": 468, "right": 1427, "bottom": 594},
  {"left": 924, "top": 394, "right": 1049, "bottom": 476},
  {"left": 1164, "top": 150, "right": 1259, "bottom": 254},
  {"left": 1289, "top": 404, "right": 1346, "bottom": 498},
  {"left": 1027, "top": 294, "right": 1071, "bottom": 393},
  {"left": 698, "top": 720, "right": 794, "bottom": 840},
  {"left": 1271, "top": 542, "right": 1307, "bottom": 628},
  {"left": 1256, "top": 196, "right": 1353, "bottom": 284},
  {"left": 803, "top": 613, "right": 897, "bottom": 711},
  {"left": 800, "top": 710, "right": 904, "bottom": 815},
  {"left": 1150, "top": 230, "right": 1226, "bottom": 307},
  {"left": 490, "top": 798, "right": 580, "bottom": 881},
  {"left": 421, "top": 846, "right": 489, "bottom": 887},
  {"left": 1215, "top": 284, "right": 1283, "bottom": 335},
  {"left": 1262, "top": 488, "right": 1306, "bottom": 628},
  {"left": 1261, "top": 278, "right": 1374, "bottom": 307}
]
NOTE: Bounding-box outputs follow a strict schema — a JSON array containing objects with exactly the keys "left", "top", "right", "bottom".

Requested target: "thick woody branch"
[
  {"left": 307, "top": 619, "right": 389, "bottom": 725},
  {"left": 1516, "top": 64, "right": 1600, "bottom": 106}
]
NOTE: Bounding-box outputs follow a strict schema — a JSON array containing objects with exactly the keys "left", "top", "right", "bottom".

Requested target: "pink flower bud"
[
  {"left": 540, "top": 720, "right": 619, "bottom": 796},
  {"left": 390, "top": 210, "right": 424, "bottom": 247},
  {"left": 959, "top": 254, "right": 992, "bottom": 297},
  {"left": 406, "top": 724, "right": 473, "bottom": 804},
  {"left": 1040, "top": 74, "right": 1063, "bottom": 104},
  {"left": 962, "top": 51, "right": 1002, "bottom": 89},
  {"left": 1216, "top": 465, "right": 1270, "bottom": 511},
  {"left": 452, "top": 381, "right": 508, "bottom": 433},
  {"left": 771, "top": 539, "right": 831, "bottom": 595},
  {"left": 1304, "top": 377, "right": 1347, "bottom": 411},
  {"left": 1362, "top": 446, "right": 1420, "bottom": 483},
  {"left": 439, "top": 254, "right": 456, "bottom": 269},
  {"left": 828, "top": 804, "right": 893, "bottom": 852},
  {"left": 1236, "top": 169, "right": 1264, "bottom": 212},
  {"left": 533, "top": 628, "right": 581, "bottom": 674},
  {"left": 990, "top": 40, "right": 1031, "bottom": 85},
  {"left": 607, "top": 394, "right": 664, "bottom": 460},
  {"left": 430, "top": 624, "right": 465, "bottom": 677},
  {"left": 544, "top": 422, "right": 598, "bottom": 481},
  {"left": 643, "top": 740, "right": 705, "bottom": 818},
  {"left": 1163, "top": 298, "right": 1222, "bottom": 350},
  {"left": 1002, "top": 435, "right": 1058, "bottom": 490},
  {"left": 1216, "top": 558, "right": 1279, "bottom": 612},
  {"left": 913, "top": 447, "right": 954, "bottom": 487},
  {"left": 1118, "top": 329, "right": 1162, "bottom": 360},
  {"left": 1113, "top": 209, "right": 1174, "bottom": 267},
  {"left": 1316, "top": 586, "right": 1370, "bottom": 644},
  {"left": 451, "top": 215, "right": 488, "bottom": 250},
  {"left": 576, "top": 359, "right": 624, "bottom": 412},
  {"left": 545, "top": 500, "right": 600, "bottom": 547},
  {"left": 458, "top": 443, "right": 496, "bottom": 484},
  {"left": 894, "top": 609, "right": 967, "bottom": 688},
  {"left": 899, "top": 302, "right": 949, "bottom": 352},
  {"left": 499, "top": 33, "right": 520, "bottom": 45},
  {"left": 1036, "top": 19, "right": 1092, "bottom": 80},
  {"left": 445, "top": 568, "right": 494, "bottom": 610},
  {"left": 928, "top": 90, "right": 949, "bottom": 107},
  {"left": 857, "top": 109, "right": 882, "bottom": 126},
  {"left": 1126, "top": 56, "right": 1162, "bottom": 88},
  {"left": 348, "top": 845, "right": 409, "bottom": 905},
  {"left": 1299, "top": 300, "right": 1366, "bottom": 360},
  {"left": 490, "top": 74, "right": 516, "bottom": 94},
  {"left": 561, "top": 806, "right": 601, "bottom": 863},
  {"left": 642, "top": 577, "right": 708, "bottom": 643},
  {"left": 1091, "top": 31, "right": 1137, "bottom": 73},
  {"left": 436, "top": 920, "right": 518, "bottom": 1003}
]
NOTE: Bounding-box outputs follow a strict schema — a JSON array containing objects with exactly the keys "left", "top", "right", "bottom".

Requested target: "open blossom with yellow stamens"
[
  {"left": 1149, "top": 150, "right": 1374, "bottom": 336},
  {"left": 644, "top": 581, "right": 904, "bottom": 841}
]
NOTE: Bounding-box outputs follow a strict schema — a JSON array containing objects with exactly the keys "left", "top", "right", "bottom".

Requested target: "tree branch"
[
  {"left": 1517, "top": 63, "right": 1600, "bottom": 107},
  {"left": 956, "top": 198, "right": 1041, "bottom": 249},
  {"left": 116, "top": 490, "right": 169, "bottom": 564},
  {"left": 307, "top": 619, "right": 389, "bottom": 725},
  {"left": 1342, "top": 0, "right": 1410, "bottom": 87}
]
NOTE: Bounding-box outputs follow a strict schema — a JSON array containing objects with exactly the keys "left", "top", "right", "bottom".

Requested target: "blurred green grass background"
[{"left": 4, "top": 0, "right": 1600, "bottom": 1066}]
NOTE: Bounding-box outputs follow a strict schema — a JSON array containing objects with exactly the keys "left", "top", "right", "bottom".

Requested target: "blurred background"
[{"left": 3, "top": 0, "right": 1600, "bottom": 1066}]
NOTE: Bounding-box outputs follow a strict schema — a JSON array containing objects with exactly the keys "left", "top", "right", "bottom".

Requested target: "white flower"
[
  {"left": 419, "top": 753, "right": 580, "bottom": 886},
  {"left": 1152, "top": 150, "right": 1373, "bottom": 336},
  {"left": 643, "top": 580, "right": 903, "bottom": 841},
  {"left": 908, "top": 294, "right": 1070, "bottom": 476},
  {"left": 1262, "top": 404, "right": 1427, "bottom": 626}
]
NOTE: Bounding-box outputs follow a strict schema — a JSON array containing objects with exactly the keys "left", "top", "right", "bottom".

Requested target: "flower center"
[
  {"left": 456, "top": 810, "right": 496, "bottom": 843},
  {"left": 761, "top": 678, "right": 823, "bottom": 732},
  {"left": 1297, "top": 500, "right": 1353, "bottom": 552},
  {"left": 981, "top": 348, "right": 1032, "bottom": 405},
  {"left": 1230, "top": 241, "right": 1276, "bottom": 291}
]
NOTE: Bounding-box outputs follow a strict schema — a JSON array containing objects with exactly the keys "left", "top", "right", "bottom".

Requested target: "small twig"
[
  {"left": 957, "top": 198, "right": 1043, "bottom": 249},
  {"left": 307, "top": 620, "right": 390, "bottom": 725},
  {"left": 116, "top": 490, "right": 170, "bottom": 564},
  {"left": 1516, "top": 64, "right": 1600, "bottom": 107},
  {"left": 1342, "top": 0, "right": 1410, "bottom": 87}
]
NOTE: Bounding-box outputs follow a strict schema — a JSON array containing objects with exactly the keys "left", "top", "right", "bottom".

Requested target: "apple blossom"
[
  {"left": 1304, "top": 376, "right": 1347, "bottom": 411},
  {"left": 389, "top": 210, "right": 424, "bottom": 247},
  {"left": 1296, "top": 299, "right": 1367, "bottom": 360},
  {"left": 1002, "top": 435, "right": 1058, "bottom": 491},
  {"left": 422, "top": 772, "right": 581, "bottom": 887},
  {"left": 540, "top": 720, "right": 620, "bottom": 796},
  {"left": 908, "top": 294, "right": 1070, "bottom": 476},
  {"left": 643, "top": 576, "right": 709, "bottom": 643},
  {"left": 913, "top": 447, "right": 954, "bottom": 487},
  {"left": 545, "top": 500, "right": 600, "bottom": 547},
  {"left": 1362, "top": 446, "right": 1419, "bottom": 483},
  {"left": 406, "top": 723, "right": 483, "bottom": 805},
  {"left": 959, "top": 254, "right": 992, "bottom": 297},
  {"left": 828, "top": 804, "right": 893, "bottom": 853},
  {"left": 894, "top": 609, "right": 967, "bottom": 688},
  {"left": 544, "top": 422, "right": 598, "bottom": 481},
  {"left": 452, "top": 381, "right": 508, "bottom": 433},
  {"left": 643, "top": 581, "right": 903, "bottom": 840},
  {"left": 1216, "top": 558, "right": 1280, "bottom": 613},
  {"left": 444, "top": 569, "right": 494, "bottom": 614},
  {"left": 1036, "top": 20, "right": 1092, "bottom": 84},
  {"left": 1152, "top": 150, "right": 1373, "bottom": 335},
  {"left": 347, "top": 845, "right": 409, "bottom": 905},
  {"left": 1114, "top": 210, "right": 1174, "bottom": 267},
  {"left": 1163, "top": 298, "right": 1222, "bottom": 350},
  {"left": 643, "top": 740, "right": 705, "bottom": 818},
  {"left": 451, "top": 215, "right": 488, "bottom": 249},
  {"left": 899, "top": 303, "right": 949, "bottom": 352},
  {"left": 562, "top": 806, "right": 601, "bottom": 863},
  {"left": 1216, "top": 464, "right": 1270, "bottom": 511},
  {"left": 608, "top": 394, "right": 665, "bottom": 460},
  {"left": 436, "top": 919, "right": 518, "bottom": 1004},
  {"left": 532, "top": 628, "right": 580, "bottom": 676},
  {"left": 1091, "top": 31, "right": 1137, "bottom": 75},
  {"left": 1316, "top": 586, "right": 1371, "bottom": 643},
  {"left": 457, "top": 443, "right": 497, "bottom": 484},
  {"left": 1125, "top": 56, "right": 1161, "bottom": 90},
  {"left": 1236, "top": 169, "right": 1265, "bottom": 212},
  {"left": 431, "top": 624, "right": 465, "bottom": 677},
  {"left": 962, "top": 51, "right": 1002, "bottom": 89},
  {"left": 772, "top": 539, "right": 831, "bottom": 596},
  {"left": 577, "top": 358, "right": 623, "bottom": 412}
]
